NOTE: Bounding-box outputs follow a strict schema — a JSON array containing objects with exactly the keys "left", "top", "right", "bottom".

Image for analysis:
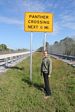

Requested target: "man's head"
[{"left": 43, "top": 50, "right": 48, "bottom": 57}]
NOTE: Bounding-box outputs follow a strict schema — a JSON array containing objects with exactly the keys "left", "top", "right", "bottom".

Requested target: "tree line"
[
  {"left": 0, "top": 44, "right": 28, "bottom": 54},
  {"left": 38, "top": 37, "right": 75, "bottom": 56}
]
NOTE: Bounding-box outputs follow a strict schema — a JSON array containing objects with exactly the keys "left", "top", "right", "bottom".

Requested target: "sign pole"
[
  {"left": 30, "top": 32, "right": 32, "bottom": 82},
  {"left": 44, "top": 32, "right": 47, "bottom": 51}
]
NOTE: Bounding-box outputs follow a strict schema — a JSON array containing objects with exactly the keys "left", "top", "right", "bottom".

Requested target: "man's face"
[{"left": 43, "top": 51, "right": 48, "bottom": 57}]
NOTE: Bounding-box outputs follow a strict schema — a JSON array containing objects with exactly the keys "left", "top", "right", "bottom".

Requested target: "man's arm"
[
  {"left": 48, "top": 57, "right": 52, "bottom": 77},
  {"left": 40, "top": 61, "right": 43, "bottom": 76},
  {"left": 50, "top": 58, "right": 52, "bottom": 75}
]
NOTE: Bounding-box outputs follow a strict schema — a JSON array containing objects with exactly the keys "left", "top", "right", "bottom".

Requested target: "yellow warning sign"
[{"left": 24, "top": 12, "right": 53, "bottom": 32}]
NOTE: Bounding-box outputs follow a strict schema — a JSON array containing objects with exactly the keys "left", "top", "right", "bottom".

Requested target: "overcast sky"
[{"left": 0, "top": 0, "right": 75, "bottom": 50}]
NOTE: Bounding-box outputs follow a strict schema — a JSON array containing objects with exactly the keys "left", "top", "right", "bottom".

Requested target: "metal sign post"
[
  {"left": 30, "top": 32, "right": 32, "bottom": 82},
  {"left": 44, "top": 32, "right": 47, "bottom": 51}
]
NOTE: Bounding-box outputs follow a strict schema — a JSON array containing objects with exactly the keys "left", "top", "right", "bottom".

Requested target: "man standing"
[{"left": 41, "top": 51, "right": 52, "bottom": 99}]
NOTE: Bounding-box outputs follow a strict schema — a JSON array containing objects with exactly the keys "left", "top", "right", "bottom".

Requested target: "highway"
[
  {"left": 0, "top": 51, "right": 30, "bottom": 73},
  {"left": 51, "top": 53, "right": 75, "bottom": 67}
]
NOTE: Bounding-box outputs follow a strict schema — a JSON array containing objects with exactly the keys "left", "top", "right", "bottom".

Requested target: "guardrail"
[
  {"left": 0, "top": 52, "right": 30, "bottom": 59},
  {"left": 50, "top": 53, "right": 75, "bottom": 67},
  {"left": 0, "top": 52, "right": 30, "bottom": 72},
  {"left": 51, "top": 53, "right": 75, "bottom": 60}
]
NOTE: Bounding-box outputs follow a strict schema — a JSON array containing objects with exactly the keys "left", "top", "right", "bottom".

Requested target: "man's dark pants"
[{"left": 43, "top": 72, "right": 51, "bottom": 96}]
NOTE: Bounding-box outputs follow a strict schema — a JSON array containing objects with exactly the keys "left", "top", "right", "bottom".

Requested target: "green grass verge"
[{"left": 0, "top": 52, "right": 75, "bottom": 112}]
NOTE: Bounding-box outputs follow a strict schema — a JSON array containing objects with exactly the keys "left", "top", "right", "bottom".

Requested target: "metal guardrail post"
[{"left": 5, "top": 58, "right": 8, "bottom": 67}]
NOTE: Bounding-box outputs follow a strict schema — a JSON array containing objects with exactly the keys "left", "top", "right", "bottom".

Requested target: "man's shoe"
[{"left": 44, "top": 96, "right": 50, "bottom": 99}]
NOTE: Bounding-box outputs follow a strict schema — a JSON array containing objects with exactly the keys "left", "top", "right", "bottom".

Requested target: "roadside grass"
[{"left": 0, "top": 52, "right": 75, "bottom": 112}]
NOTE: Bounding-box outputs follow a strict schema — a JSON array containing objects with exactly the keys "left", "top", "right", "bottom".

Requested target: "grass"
[{"left": 0, "top": 52, "right": 75, "bottom": 112}]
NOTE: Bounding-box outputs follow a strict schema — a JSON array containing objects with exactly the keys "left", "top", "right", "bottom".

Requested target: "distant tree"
[
  {"left": 54, "top": 41, "right": 58, "bottom": 45},
  {"left": 70, "top": 44, "right": 75, "bottom": 56},
  {"left": 0, "top": 44, "right": 8, "bottom": 51},
  {"left": 37, "top": 47, "right": 43, "bottom": 52}
]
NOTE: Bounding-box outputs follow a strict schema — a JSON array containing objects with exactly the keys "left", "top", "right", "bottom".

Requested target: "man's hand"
[{"left": 48, "top": 75, "right": 51, "bottom": 77}]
